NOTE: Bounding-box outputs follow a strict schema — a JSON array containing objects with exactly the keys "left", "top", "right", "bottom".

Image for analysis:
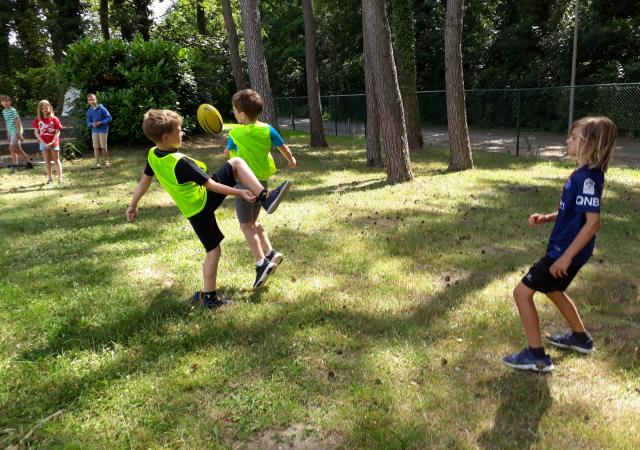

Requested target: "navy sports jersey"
[{"left": 546, "top": 165, "right": 604, "bottom": 266}]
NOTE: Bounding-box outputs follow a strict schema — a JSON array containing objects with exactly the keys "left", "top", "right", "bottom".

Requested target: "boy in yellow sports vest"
[
  {"left": 226, "top": 89, "right": 296, "bottom": 289},
  {"left": 126, "top": 109, "right": 290, "bottom": 307}
]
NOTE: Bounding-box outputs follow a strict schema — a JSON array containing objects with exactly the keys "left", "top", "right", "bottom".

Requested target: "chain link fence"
[{"left": 276, "top": 83, "right": 640, "bottom": 151}]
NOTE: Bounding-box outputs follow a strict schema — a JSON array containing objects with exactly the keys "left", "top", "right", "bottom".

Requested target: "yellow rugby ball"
[{"left": 197, "top": 103, "right": 224, "bottom": 134}]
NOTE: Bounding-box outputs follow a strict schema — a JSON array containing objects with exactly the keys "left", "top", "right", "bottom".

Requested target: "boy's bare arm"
[
  {"left": 549, "top": 212, "right": 601, "bottom": 278},
  {"left": 204, "top": 178, "right": 256, "bottom": 202},
  {"left": 277, "top": 144, "right": 296, "bottom": 168},
  {"left": 528, "top": 212, "right": 558, "bottom": 226},
  {"left": 126, "top": 174, "right": 154, "bottom": 221},
  {"left": 14, "top": 117, "right": 24, "bottom": 141}
]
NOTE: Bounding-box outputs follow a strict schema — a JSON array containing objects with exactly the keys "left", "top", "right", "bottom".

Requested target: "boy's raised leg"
[{"left": 227, "top": 157, "right": 290, "bottom": 214}]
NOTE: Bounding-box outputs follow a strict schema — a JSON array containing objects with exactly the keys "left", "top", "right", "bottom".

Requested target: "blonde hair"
[
  {"left": 142, "top": 109, "right": 182, "bottom": 143},
  {"left": 36, "top": 100, "right": 55, "bottom": 120},
  {"left": 571, "top": 116, "right": 617, "bottom": 172}
]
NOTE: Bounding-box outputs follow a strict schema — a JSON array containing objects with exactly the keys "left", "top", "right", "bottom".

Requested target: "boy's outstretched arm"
[
  {"left": 126, "top": 174, "right": 153, "bottom": 221},
  {"left": 204, "top": 178, "right": 256, "bottom": 203},
  {"left": 528, "top": 211, "right": 558, "bottom": 226},
  {"left": 277, "top": 144, "right": 296, "bottom": 169},
  {"left": 549, "top": 212, "right": 601, "bottom": 278}
]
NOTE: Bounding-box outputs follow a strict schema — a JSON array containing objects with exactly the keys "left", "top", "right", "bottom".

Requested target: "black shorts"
[
  {"left": 521, "top": 256, "right": 583, "bottom": 293},
  {"left": 188, "top": 163, "right": 236, "bottom": 252}
]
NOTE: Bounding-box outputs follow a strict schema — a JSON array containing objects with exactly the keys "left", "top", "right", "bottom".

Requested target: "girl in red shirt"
[{"left": 33, "top": 99, "right": 63, "bottom": 184}]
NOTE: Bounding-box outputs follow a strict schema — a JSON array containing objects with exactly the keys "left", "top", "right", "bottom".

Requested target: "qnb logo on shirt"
[
  {"left": 576, "top": 196, "right": 599, "bottom": 207},
  {"left": 583, "top": 178, "right": 596, "bottom": 195}
]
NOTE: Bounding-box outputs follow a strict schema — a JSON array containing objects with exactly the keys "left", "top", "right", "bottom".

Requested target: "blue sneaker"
[
  {"left": 503, "top": 348, "right": 554, "bottom": 372},
  {"left": 262, "top": 180, "right": 291, "bottom": 214},
  {"left": 193, "top": 291, "right": 233, "bottom": 309},
  {"left": 546, "top": 332, "right": 594, "bottom": 354}
]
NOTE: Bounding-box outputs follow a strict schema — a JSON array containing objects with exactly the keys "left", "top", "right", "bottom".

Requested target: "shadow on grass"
[{"left": 477, "top": 372, "right": 551, "bottom": 450}]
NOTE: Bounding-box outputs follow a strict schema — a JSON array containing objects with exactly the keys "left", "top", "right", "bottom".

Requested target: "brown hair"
[
  {"left": 232, "top": 89, "right": 264, "bottom": 121},
  {"left": 142, "top": 109, "right": 182, "bottom": 143},
  {"left": 0, "top": 95, "right": 11, "bottom": 102},
  {"left": 87, "top": 93, "right": 97, "bottom": 99},
  {"left": 36, "top": 100, "right": 55, "bottom": 120},
  {"left": 571, "top": 116, "right": 617, "bottom": 172}
]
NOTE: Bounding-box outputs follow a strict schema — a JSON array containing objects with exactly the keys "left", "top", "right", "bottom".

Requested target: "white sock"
[{"left": 256, "top": 258, "right": 265, "bottom": 266}]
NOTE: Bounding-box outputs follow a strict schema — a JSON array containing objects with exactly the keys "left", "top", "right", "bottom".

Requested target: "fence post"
[
  {"left": 289, "top": 98, "right": 295, "bottom": 131},
  {"left": 515, "top": 90, "right": 521, "bottom": 156},
  {"left": 334, "top": 96, "right": 338, "bottom": 136}
]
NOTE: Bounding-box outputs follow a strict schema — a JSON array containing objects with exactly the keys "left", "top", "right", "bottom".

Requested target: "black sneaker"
[
  {"left": 261, "top": 180, "right": 291, "bottom": 214},
  {"left": 26, "top": 161, "right": 34, "bottom": 169},
  {"left": 253, "top": 260, "right": 277, "bottom": 289},
  {"left": 265, "top": 250, "right": 284, "bottom": 267},
  {"left": 193, "top": 291, "right": 233, "bottom": 309}
]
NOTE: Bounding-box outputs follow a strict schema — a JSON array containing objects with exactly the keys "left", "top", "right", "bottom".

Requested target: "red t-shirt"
[{"left": 33, "top": 116, "right": 62, "bottom": 146}]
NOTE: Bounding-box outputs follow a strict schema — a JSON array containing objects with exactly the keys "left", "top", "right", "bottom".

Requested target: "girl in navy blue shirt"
[{"left": 503, "top": 116, "right": 617, "bottom": 372}]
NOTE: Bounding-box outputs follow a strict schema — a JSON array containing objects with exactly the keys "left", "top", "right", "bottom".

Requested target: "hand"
[
  {"left": 96, "top": 121, "right": 102, "bottom": 126},
  {"left": 18, "top": 134, "right": 24, "bottom": 143},
  {"left": 240, "top": 189, "right": 256, "bottom": 203},
  {"left": 528, "top": 213, "right": 546, "bottom": 226},
  {"left": 45, "top": 143, "right": 52, "bottom": 151},
  {"left": 549, "top": 255, "right": 571, "bottom": 278},
  {"left": 288, "top": 156, "right": 297, "bottom": 169},
  {"left": 224, "top": 149, "right": 230, "bottom": 159},
  {"left": 93, "top": 121, "right": 98, "bottom": 128},
  {"left": 126, "top": 205, "right": 138, "bottom": 222}
]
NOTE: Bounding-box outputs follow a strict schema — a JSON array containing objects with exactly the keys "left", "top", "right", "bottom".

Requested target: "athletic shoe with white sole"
[
  {"left": 261, "top": 180, "right": 290, "bottom": 214},
  {"left": 503, "top": 348, "right": 554, "bottom": 372},
  {"left": 545, "top": 332, "right": 594, "bottom": 354},
  {"left": 253, "top": 260, "right": 277, "bottom": 289}
]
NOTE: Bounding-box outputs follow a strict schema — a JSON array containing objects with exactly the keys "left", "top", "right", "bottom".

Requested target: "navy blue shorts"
[{"left": 521, "top": 256, "right": 583, "bottom": 293}]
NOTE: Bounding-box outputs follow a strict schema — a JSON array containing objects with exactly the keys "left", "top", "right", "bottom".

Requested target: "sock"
[
  {"left": 572, "top": 331, "right": 590, "bottom": 342},
  {"left": 265, "top": 249, "right": 275, "bottom": 259},
  {"left": 258, "top": 189, "right": 267, "bottom": 203},
  {"left": 202, "top": 290, "right": 217, "bottom": 301},
  {"left": 529, "top": 346, "right": 546, "bottom": 358},
  {"left": 256, "top": 258, "right": 265, "bottom": 266}
]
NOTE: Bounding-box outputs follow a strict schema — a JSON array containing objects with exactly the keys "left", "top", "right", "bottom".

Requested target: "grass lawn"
[{"left": 1, "top": 132, "right": 639, "bottom": 449}]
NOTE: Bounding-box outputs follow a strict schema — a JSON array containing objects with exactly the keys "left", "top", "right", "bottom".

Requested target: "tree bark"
[
  {"left": 196, "top": 0, "right": 207, "bottom": 35},
  {"left": 445, "top": 0, "right": 473, "bottom": 171},
  {"left": 99, "top": 0, "right": 110, "bottom": 40},
  {"left": 239, "top": 0, "right": 278, "bottom": 129},
  {"left": 301, "top": 0, "right": 328, "bottom": 147},
  {"left": 133, "top": 0, "right": 151, "bottom": 40},
  {"left": 220, "top": 0, "right": 247, "bottom": 90},
  {"left": 113, "top": 0, "right": 134, "bottom": 41},
  {"left": 362, "top": 0, "right": 413, "bottom": 183},
  {"left": 391, "top": 0, "right": 423, "bottom": 151},
  {"left": 362, "top": 2, "right": 383, "bottom": 167}
]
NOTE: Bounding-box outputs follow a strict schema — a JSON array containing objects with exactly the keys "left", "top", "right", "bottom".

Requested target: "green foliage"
[
  {"left": 63, "top": 36, "right": 200, "bottom": 144},
  {"left": 12, "top": 63, "right": 67, "bottom": 114},
  {"left": 61, "top": 139, "right": 89, "bottom": 161}
]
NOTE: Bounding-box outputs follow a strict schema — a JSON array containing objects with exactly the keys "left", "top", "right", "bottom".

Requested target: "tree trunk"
[
  {"left": 445, "top": 0, "right": 473, "bottom": 171},
  {"left": 362, "top": 0, "right": 413, "bottom": 183},
  {"left": 0, "top": 1, "right": 10, "bottom": 72},
  {"left": 239, "top": 0, "right": 279, "bottom": 129},
  {"left": 220, "top": 0, "right": 247, "bottom": 90},
  {"left": 196, "top": 0, "right": 207, "bottom": 35},
  {"left": 133, "top": 0, "right": 151, "bottom": 40},
  {"left": 362, "top": 2, "right": 383, "bottom": 167},
  {"left": 99, "top": 0, "right": 110, "bottom": 40},
  {"left": 113, "top": 0, "right": 134, "bottom": 41},
  {"left": 301, "top": 0, "right": 328, "bottom": 147},
  {"left": 391, "top": 0, "right": 423, "bottom": 151}
]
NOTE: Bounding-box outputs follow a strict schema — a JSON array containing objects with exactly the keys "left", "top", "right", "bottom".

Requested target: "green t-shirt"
[
  {"left": 2, "top": 107, "right": 21, "bottom": 135},
  {"left": 146, "top": 147, "right": 208, "bottom": 218},
  {"left": 228, "top": 122, "right": 279, "bottom": 181}
]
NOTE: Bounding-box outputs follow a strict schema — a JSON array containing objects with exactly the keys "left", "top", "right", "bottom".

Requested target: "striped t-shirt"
[{"left": 2, "top": 107, "right": 21, "bottom": 135}]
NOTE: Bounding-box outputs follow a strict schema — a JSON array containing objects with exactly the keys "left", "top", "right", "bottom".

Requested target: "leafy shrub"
[
  {"left": 61, "top": 139, "right": 88, "bottom": 161},
  {"left": 63, "top": 36, "right": 200, "bottom": 145},
  {"left": 2, "top": 64, "right": 67, "bottom": 114}
]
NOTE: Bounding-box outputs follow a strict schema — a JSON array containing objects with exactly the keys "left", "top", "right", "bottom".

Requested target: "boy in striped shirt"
[{"left": 1, "top": 95, "right": 33, "bottom": 171}]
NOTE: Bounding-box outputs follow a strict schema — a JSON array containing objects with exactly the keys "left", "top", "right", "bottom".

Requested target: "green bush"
[
  {"left": 1, "top": 64, "right": 67, "bottom": 115},
  {"left": 63, "top": 36, "right": 200, "bottom": 145},
  {"left": 61, "top": 139, "right": 89, "bottom": 161}
]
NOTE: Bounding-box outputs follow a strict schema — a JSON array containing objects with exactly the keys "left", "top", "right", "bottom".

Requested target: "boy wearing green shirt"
[
  {"left": 1, "top": 95, "right": 33, "bottom": 172},
  {"left": 126, "top": 109, "right": 290, "bottom": 307},
  {"left": 226, "top": 89, "right": 296, "bottom": 289}
]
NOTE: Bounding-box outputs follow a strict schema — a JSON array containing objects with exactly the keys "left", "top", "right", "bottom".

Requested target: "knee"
[
  {"left": 240, "top": 221, "right": 256, "bottom": 232},
  {"left": 512, "top": 284, "right": 528, "bottom": 303}
]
